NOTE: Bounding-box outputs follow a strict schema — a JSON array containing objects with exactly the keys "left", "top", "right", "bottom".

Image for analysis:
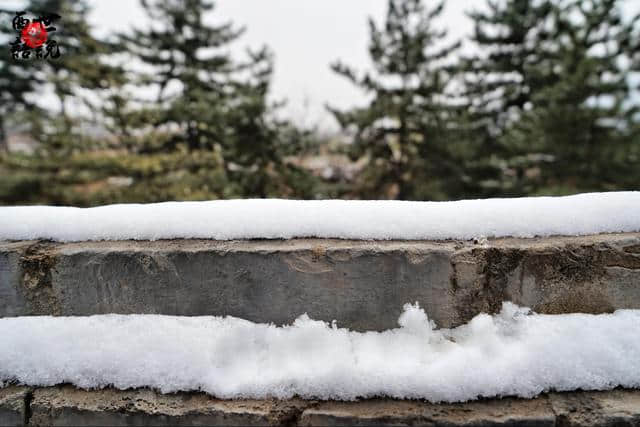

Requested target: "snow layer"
[
  {"left": 1, "top": 303, "right": 639, "bottom": 402},
  {"left": 0, "top": 191, "right": 639, "bottom": 242}
]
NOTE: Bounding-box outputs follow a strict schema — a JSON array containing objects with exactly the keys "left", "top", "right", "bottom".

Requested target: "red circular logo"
[{"left": 21, "top": 22, "right": 48, "bottom": 48}]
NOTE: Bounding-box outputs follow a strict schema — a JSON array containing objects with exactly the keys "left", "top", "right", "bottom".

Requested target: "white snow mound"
[
  {"left": 1, "top": 303, "right": 639, "bottom": 402},
  {"left": 0, "top": 191, "right": 639, "bottom": 242}
]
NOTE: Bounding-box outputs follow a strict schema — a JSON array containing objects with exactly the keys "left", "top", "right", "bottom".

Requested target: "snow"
[
  {"left": 0, "top": 191, "right": 638, "bottom": 242},
  {"left": 1, "top": 303, "right": 639, "bottom": 402}
]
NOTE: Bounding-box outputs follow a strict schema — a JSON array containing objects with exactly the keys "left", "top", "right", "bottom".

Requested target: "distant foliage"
[
  {"left": 0, "top": 0, "right": 638, "bottom": 205},
  {"left": 330, "top": 0, "right": 465, "bottom": 200},
  {"left": 113, "top": 0, "right": 315, "bottom": 199},
  {"left": 331, "top": 0, "right": 639, "bottom": 199},
  {"left": 460, "top": 0, "right": 640, "bottom": 196}
]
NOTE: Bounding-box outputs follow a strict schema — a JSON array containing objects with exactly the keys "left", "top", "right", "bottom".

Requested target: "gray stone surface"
[
  {"left": 29, "top": 386, "right": 308, "bottom": 426},
  {"left": 0, "top": 242, "right": 34, "bottom": 318},
  {"left": 1, "top": 233, "right": 639, "bottom": 329},
  {"left": 549, "top": 390, "right": 640, "bottom": 426},
  {"left": 299, "top": 397, "right": 556, "bottom": 426},
  {"left": 19, "top": 386, "right": 640, "bottom": 426},
  {"left": 0, "top": 386, "right": 29, "bottom": 427}
]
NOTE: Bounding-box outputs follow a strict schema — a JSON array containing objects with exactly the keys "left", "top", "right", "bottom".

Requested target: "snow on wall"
[
  {"left": 0, "top": 191, "right": 639, "bottom": 242},
  {"left": 1, "top": 303, "right": 639, "bottom": 402}
]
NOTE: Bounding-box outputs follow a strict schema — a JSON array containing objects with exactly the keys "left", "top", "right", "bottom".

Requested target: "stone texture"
[
  {"left": 1, "top": 233, "right": 639, "bottom": 330},
  {"left": 29, "top": 386, "right": 308, "bottom": 426},
  {"left": 0, "top": 386, "right": 29, "bottom": 427},
  {"left": 2, "top": 386, "right": 639, "bottom": 426},
  {"left": 549, "top": 389, "right": 640, "bottom": 426},
  {"left": 0, "top": 242, "right": 34, "bottom": 317},
  {"left": 450, "top": 234, "right": 640, "bottom": 325},
  {"left": 299, "top": 397, "right": 556, "bottom": 426}
]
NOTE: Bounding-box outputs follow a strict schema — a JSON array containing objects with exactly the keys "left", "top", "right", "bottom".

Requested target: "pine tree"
[
  {"left": 464, "top": 0, "right": 556, "bottom": 134},
  {"left": 1, "top": 1, "right": 120, "bottom": 151},
  {"left": 0, "top": 9, "right": 44, "bottom": 152},
  {"left": 461, "top": 0, "right": 558, "bottom": 196},
  {"left": 26, "top": 0, "right": 127, "bottom": 143},
  {"left": 464, "top": 0, "right": 639, "bottom": 195},
  {"left": 329, "top": 0, "right": 463, "bottom": 200},
  {"left": 115, "top": 0, "right": 314, "bottom": 199},
  {"left": 0, "top": 1, "right": 130, "bottom": 205},
  {"left": 509, "top": 0, "right": 640, "bottom": 192}
]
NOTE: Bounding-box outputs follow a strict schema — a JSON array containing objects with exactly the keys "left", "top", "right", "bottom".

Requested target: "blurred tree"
[
  {"left": 1, "top": 0, "right": 316, "bottom": 205},
  {"left": 114, "top": 0, "right": 315, "bottom": 199},
  {"left": 329, "top": 0, "right": 463, "bottom": 200},
  {"left": 463, "top": 0, "right": 639, "bottom": 195},
  {"left": 0, "top": 0, "right": 131, "bottom": 204},
  {"left": 509, "top": 0, "right": 640, "bottom": 193},
  {"left": 0, "top": 9, "right": 43, "bottom": 152},
  {"left": 461, "top": 0, "right": 557, "bottom": 196},
  {"left": 27, "top": 0, "right": 128, "bottom": 143}
]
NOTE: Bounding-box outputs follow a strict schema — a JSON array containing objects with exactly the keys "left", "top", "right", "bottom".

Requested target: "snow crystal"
[
  {"left": 0, "top": 191, "right": 638, "bottom": 242},
  {"left": 1, "top": 303, "right": 639, "bottom": 402}
]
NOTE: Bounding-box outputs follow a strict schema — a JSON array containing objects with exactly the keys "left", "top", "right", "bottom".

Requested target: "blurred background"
[{"left": 0, "top": 0, "right": 638, "bottom": 206}]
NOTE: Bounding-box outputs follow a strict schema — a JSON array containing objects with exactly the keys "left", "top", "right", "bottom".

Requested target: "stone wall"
[
  {"left": 1, "top": 233, "right": 639, "bottom": 329},
  {"left": 2, "top": 233, "right": 640, "bottom": 425},
  {"left": 2, "top": 385, "right": 640, "bottom": 426}
]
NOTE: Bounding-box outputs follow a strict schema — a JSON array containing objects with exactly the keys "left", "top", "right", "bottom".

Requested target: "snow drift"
[
  {"left": 1, "top": 303, "right": 639, "bottom": 402},
  {"left": 0, "top": 191, "right": 639, "bottom": 242}
]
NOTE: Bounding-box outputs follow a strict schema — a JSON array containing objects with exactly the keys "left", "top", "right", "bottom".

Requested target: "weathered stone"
[
  {"left": 1, "top": 233, "right": 639, "bottom": 330},
  {"left": 450, "top": 233, "right": 640, "bottom": 326},
  {"left": 549, "top": 389, "right": 640, "bottom": 426},
  {"left": 5, "top": 386, "right": 640, "bottom": 426},
  {"left": 29, "top": 386, "right": 308, "bottom": 426},
  {"left": 0, "top": 242, "right": 34, "bottom": 317},
  {"left": 0, "top": 239, "right": 458, "bottom": 330},
  {"left": 0, "top": 386, "right": 29, "bottom": 427},
  {"left": 299, "top": 396, "right": 556, "bottom": 426}
]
